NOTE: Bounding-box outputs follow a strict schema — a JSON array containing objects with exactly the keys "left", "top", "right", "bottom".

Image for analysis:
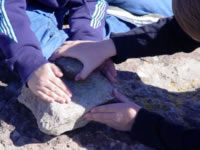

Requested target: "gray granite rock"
[{"left": 18, "top": 57, "right": 114, "bottom": 135}]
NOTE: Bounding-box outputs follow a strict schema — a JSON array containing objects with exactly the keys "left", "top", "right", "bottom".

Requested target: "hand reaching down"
[
  {"left": 85, "top": 89, "right": 141, "bottom": 131},
  {"left": 50, "top": 40, "right": 117, "bottom": 81}
]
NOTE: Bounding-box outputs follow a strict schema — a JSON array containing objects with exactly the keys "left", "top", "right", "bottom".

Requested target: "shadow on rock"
[{"left": 0, "top": 70, "right": 200, "bottom": 149}]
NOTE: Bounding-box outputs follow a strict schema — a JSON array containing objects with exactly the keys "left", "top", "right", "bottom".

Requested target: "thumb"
[
  {"left": 75, "top": 65, "right": 93, "bottom": 81},
  {"left": 51, "top": 64, "right": 63, "bottom": 78},
  {"left": 113, "top": 89, "right": 131, "bottom": 103}
]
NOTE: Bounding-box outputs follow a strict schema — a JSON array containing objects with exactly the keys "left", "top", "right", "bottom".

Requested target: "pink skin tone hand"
[
  {"left": 84, "top": 89, "right": 141, "bottom": 131},
  {"left": 50, "top": 40, "right": 117, "bottom": 82},
  {"left": 28, "top": 63, "right": 72, "bottom": 103}
]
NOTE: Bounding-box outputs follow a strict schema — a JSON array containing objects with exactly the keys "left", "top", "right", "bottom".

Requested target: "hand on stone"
[
  {"left": 27, "top": 63, "right": 72, "bottom": 103},
  {"left": 50, "top": 40, "right": 117, "bottom": 81},
  {"left": 84, "top": 89, "right": 141, "bottom": 131},
  {"left": 99, "top": 59, "right": 117, "bottom": 83}
]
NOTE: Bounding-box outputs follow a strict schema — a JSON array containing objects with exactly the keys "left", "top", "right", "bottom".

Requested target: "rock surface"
[
  {"left": 115, "top": 50, "right": 200, "bottom": 128},
  {"left": 1, "top": 49, "right": 200, "bottom": 149},
  {"left": 18, "top": 57, "right": 114, "bottom": 135}
]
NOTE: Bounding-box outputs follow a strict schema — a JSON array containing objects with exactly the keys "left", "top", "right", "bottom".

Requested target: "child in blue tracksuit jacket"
[
  {"left": 0, "top": 0, "right": 107, "bottom": 103},
  {"left": 0, "top": 0, "right": 172, "bottom": 103}
]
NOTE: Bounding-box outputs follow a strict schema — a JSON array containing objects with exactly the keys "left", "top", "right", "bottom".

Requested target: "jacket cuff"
[
  {"left": 130, "top": 109, "right": 185, "bottom": 150},
  {"left": 130, "top": 109, "right": 165, "bottom": 149},
  {"left": 110, "top": 33, "right": 128, "bottom": 64}
]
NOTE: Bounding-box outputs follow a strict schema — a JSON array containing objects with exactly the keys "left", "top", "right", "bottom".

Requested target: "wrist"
[
  {"left": 128, "top": 104, "right": 142, "bottom": 131},
  {"left": 100, "top": 39, "right": 117, "bottom": 59}
]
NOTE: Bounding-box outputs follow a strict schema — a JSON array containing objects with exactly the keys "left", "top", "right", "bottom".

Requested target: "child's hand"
[
  {"left": 84, "top": 89, "right": 141, "bottom": 131},
  {"left": 50, "top": 40, "right": 117, "bottom": 81},
  {"left": 27, "top": 63, "right": 72, "bottom": 103}
]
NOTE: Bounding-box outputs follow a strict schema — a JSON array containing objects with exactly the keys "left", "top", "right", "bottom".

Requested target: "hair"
[{"left": 173, "top": 0, "right": 200, "bottom": 41}]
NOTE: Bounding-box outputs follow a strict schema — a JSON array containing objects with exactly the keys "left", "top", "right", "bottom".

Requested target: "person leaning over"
[{"left": 50, "top": 0, "right": 200, "bottom": 149}]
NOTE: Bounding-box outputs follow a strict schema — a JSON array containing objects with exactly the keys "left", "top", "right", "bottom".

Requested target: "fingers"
[
  {"left": 44, "top": 64, "right": 72, "bottom": 103},
  {"left": 85, "top": 102, "right": 139, "bottom": 131},
  {"left": 108, "top": 60, "right": 117, "bottom": 77},
  {"left": 75, "top": 71, "right": 89, "bottom": 81},
  {"left": 52, "top": 65, "right": 72, "bottom": 97},
  {"left": 101, "top": 60, "right": 117, "bottom": 83},
  {"left": 37, "top": 87, "right": 65, "bottom": 103},
  {"left": 37, "top": 91, "right": 54, "bottom": 103},
  {"left": 101, "top": 66, "right": 115, "bottom": 83},
  {"left": 51, "top": 64, "right": 63, "bottom": 77},
  {"left": 75, "top": 64, "right": 92, "bottom": 81},
  {"left": 90, "top": 103, "right": 122, "bottom": 113},
  {"left": 85, "top": 112, "right": 115, "bottom": 123},
  {"left": 84, "top": 111, "right": 124, "bottom": 130},
  {"left": 28, "top": 62, "right": 73, "bottom": 104},
  {"left": 113, "top": 89, "right": 131, "bottom": 103},
  {"left": 106, "top": 71, "right": 117, "bottom": 83},
  {"left": 75, "top": 70, "right": 88, "bottom": 81},
  {"left": 49, "top": 78, "right": 72, "bottom": 103}
]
